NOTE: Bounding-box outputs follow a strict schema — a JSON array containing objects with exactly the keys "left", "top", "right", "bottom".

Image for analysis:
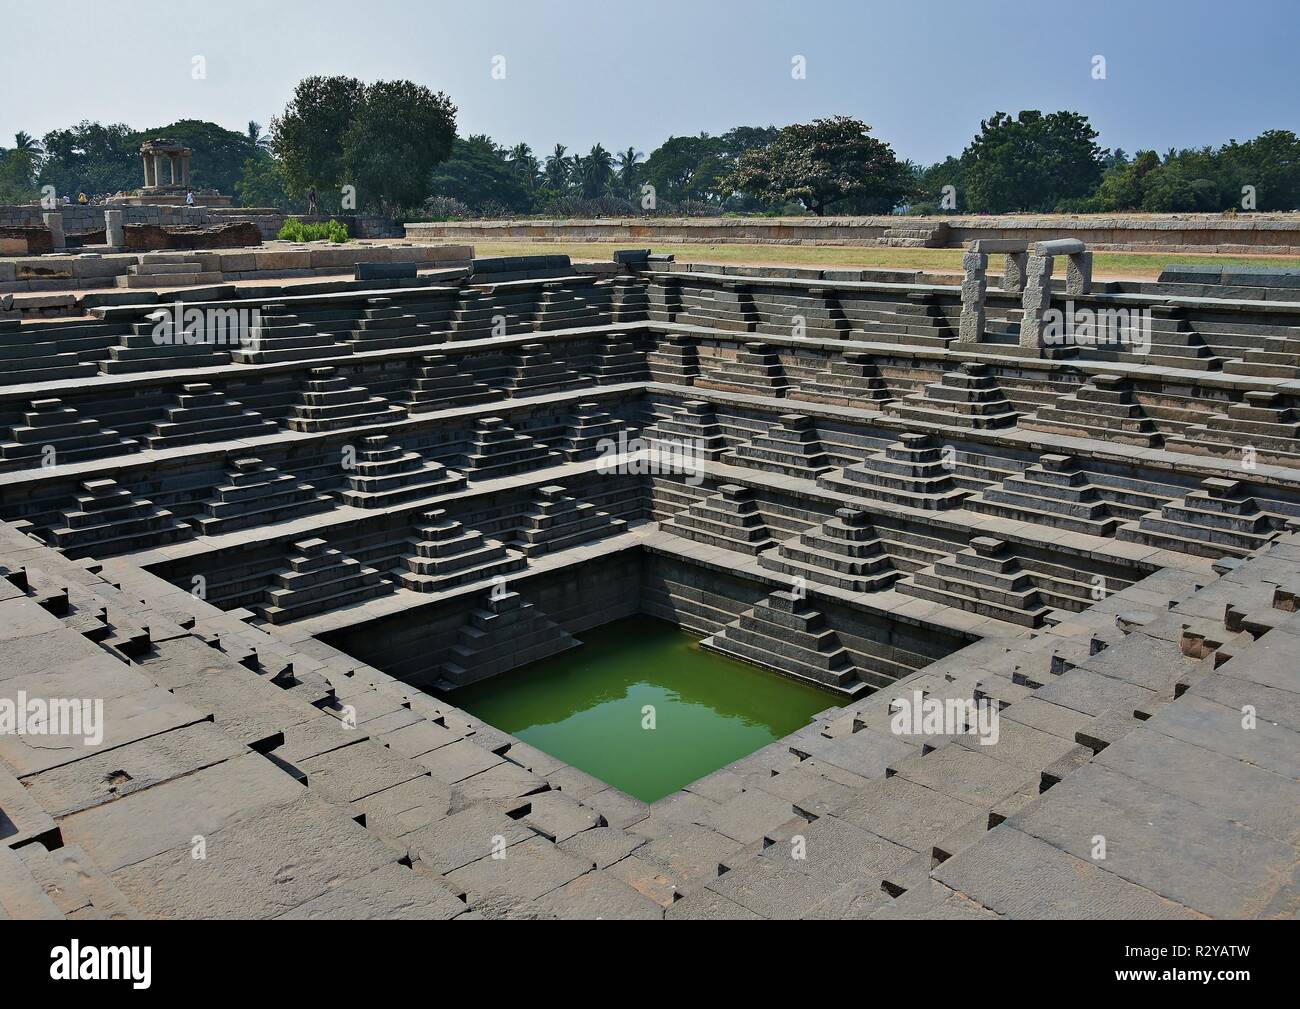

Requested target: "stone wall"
[
  {"left": 0, "top": 204, "right": 209, "bottom": 232},
  {"left": 406, "top": 213, "right": 1300, "bottom": 254}
]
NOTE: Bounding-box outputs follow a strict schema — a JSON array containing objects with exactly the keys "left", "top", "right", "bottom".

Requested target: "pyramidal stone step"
[
  {"left": 559, "top": 401, "right": 632, "bottom": 462},
  {"left": 1023, "top": 374, "right": 1161, "bottom": 447},
  {"left": 897, "top": 537, "right": 1052, "bottom": 628},
  {"left": 1117, "top": 477, "right": 1278, "bottom": 559},
  {"left": 662, "top": 483, "right": 777, "bottom": 555},
  {"left": 0, "top": 398, "right": 137, "bottom": 470},
  {"left": 611, "top": 275, "right": 650, "bottom": 323},
  {"left": 501, "top": 343, "right": 590, "bottom": 397},
  {"left": 256, "top": 537, "right": 393, "bottom": 624},
  {"left": 229, "top": 305, "right": 353, "bottom": 365},
  {"left": 399, "top": 509, "right": 525, "bottom": 593},
  {"left": 514, "top": 484, "right": 627, "bottom": 557},
  {"left": 195, "top": 457, "right": 334, "bottom": 535},
  {"left": 405, "top": 354, "right": 496, "bottom": 413},
  {"left": 795, "top": 351, "right": 892, "bottom": 406},
  {"left": 727, "top": 413, "right": 832, "bottom": 478},
  {"left": 286, "top": 367, "right": 407, "bottom": 433},
  {"left": 463, "top": 416, "right": 558, "bottom": 479},
  {"left": 47, "top": 479, "right": 191, "bottom": 558},
  {"left": 143, "top": 383, "right": 279, "bottom": 450},
  {"left": 758, "top": 508, "right": 900, "bottom": 592},
  {"left": 1165, "top": 390, "right": 1300, "bottom": 465},
  {"left": 440, "top": 590, "right": 580, "bottom": 686},
  {"left": 696, "top": 342, "right": 790, "bottom": 397},
  {"left": 885, "top": 362, "right": 1018, "bottom": 430},
  {"left": 817, "top": 433, "right": 968, "bottom": 510},
  {"left": 646, "top": 399, "right": 728, "bottom": 461},
  {"left": 346, "top": 298, "right": 442, "bottom": 351},
  {"left": 968, "top": 454, "right": 1120, "bottom": 536},
  {"left": 646, "top": 334, "right": 700, "bottom": 385},
  {"left": 702, "top": 591, "right": 866, "bottom": 693},
  {"left": 335, "top": 434, "right": 466, "bottom": 508},
  {"left": 99, "top": 310, "right": 232, "bottom": 374},
  {"left": 587, "top": 334, "right": 648, "bottom": 383},
  {"left": 1112, "top": 305, "right": 1225, "bottom": 371}
]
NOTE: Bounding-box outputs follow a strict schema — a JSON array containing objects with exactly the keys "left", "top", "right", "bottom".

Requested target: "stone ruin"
[{"left": 0, "top": 243, "right": 1296, "bottom": 921}]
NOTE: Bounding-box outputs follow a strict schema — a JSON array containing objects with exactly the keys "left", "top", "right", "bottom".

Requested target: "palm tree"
[
  {"left": 581, "top": 143, "right": 615, "bottom": 200},
  {"left": 543, "top": 144, "right": 570, "bottom": 191},
  {"left": 246, "top": 121, "right": 271, "bottom": 152},
  {"left": 507, "top": 142, "right": 539, "bottom": 191},
  {"left": 615, "top": 146, "right": 642, "bottom": 194}
]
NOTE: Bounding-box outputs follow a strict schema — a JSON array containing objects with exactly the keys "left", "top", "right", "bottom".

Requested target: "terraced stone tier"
[
  {"left": 345, "top": 298, "right": 442, "bottom": 351},
  {"left": 818, "top": 432, "right": 968, "bottom": 510},
  {"left": 287, "top": 367, "right": 407, "bottom": 433},
  {"left": 662, "top": 483, "right": 777, "bottom": 555},
  {"left": 514, "top": 485, "right": 626, "bottom": 558},
  {"left": 1119, "top": 477, "right": 1279, "bottom": 559},
  {"left": 46, "top": 478, "right": 191, "bottom": 558},
  {"left": 646, "top": 333, "right": 699, "bottom": 385},
  {"left": 795, "top": 351, "right": 892, "bottom": 406},
  {"left": 463, "top": 416, "right": 558, "bottom": 478},
  {"left": 758, "top": 508, "right": 900, "bottom": 592},
  {"left": 1023, "top": 374, "right": 1160, "bottom": 447},
  {"left": 969, "top": 454, "right": 1120, "bottom": 537},
  {"left": 143, "top": 383, "right": 278, "bottom": 450},
  {"left": 195, "top": 457, "right": 333, "bottom": 535},
  {"left": 230, "top": 305, "right": 352, "bottom": 365},
  {"left": 399, "top": 508, "right": 525, "bottom": 592},
  {"left": 560, "top": 402, "right": 631, "bottom": 462},
  {"left": 405, "top": 354, "right": 496, "bottom": 413},
  {"left": 338, "top": 435, "right": 466, "bottom": 508},
  {"left": 99, "top": 312, "right": 231, "bottom": 374},
  {"left": 703, "top": 590, "right": 866, "bottom": 693},
  {"left": 256, "top": 537, "right": 393, "bottom": 624},
  {"left": 696, "top": 342, "right": 790, "bottom": 397},
  {"left": 440, "top": 589, "right": 580, "bottom": 686},
  {"left": 501, "top": 343, "right": 590, "bottom": 397},
  {"left": 646, "top": 399, "right": 728, "bottom": 461},
  {"left": 898, "top": 536, "right": 1052, "bottom": 628},
  {"left": 727, "top": 413, "right": 832, "bottom": 478},
  {"left": 1166, "top": 390, "right": 1300, "bottom": 465},
  {"left": 886, "top": 362, "right": 1018, "bottom": 430},
  {"left": 0, "top": 398, "right": 137, "bottom": 470},
  {"left": 587, "top": 334, "right": 648, "bottom": 383}
]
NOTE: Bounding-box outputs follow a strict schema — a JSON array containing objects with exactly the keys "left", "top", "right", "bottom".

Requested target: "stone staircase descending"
[
  {"left": 967, "top": 454, "right": 1121, "bottom": 537},
  {"left": 345, "top": 298, "right": 440, "bottom": 351},
  {"left": 856, "top": 292, "right": 954, "bottom": 347},
  {"left": 1117, "top": 477, "right": 1279, "bottom": 559},
  {"left": 0, "top": 398, "right": 137, "bottom": 470},
  {"left": 1, "top": 841, "right": 141, "bottom": 920},
  {"left": 646, "top": 400, "right": 728, "bottom": 461},
  {"left": 559, "top": 402, "right": 631, "bottom": 462},
  {"left": 897, "top": 536, "right": 1053, "bottom": 628},
  {"left": 336, "top": 435, "right": 466, "bottom": 508},
  {"left": 461, "top": 416, "right": 558, "bottom": 479},
  {"left": 255, "top": 538, "right": 393, "bottom": 624},
  {"left": 513, "top": 485, "right": 626, "bottom": 557},
  {"left": 143, "top": 382, "right": 279, "bottom": 450},
  {"left": 286, "top": 367, "right": 406, "bottom": 433},
  {"left": 44, "top": 479, "right": 191, "bottom": 558},
  {"left": 439, "top": 590, "right": 580, "bottom": 686},
  {"left": 586, "top": 334, "right": 648, "bottom": 384},
  {"left": 1111, "top": 305, "right": 1225, "bottom": 371},
  {"left": 702, "top": 590, "right": 867, "bottom": 694},
  {"left": 646, "top": 334, "right": 699, "bottom": 385},
  {"left": 795, "top": 351, "right": 892, "bottom": 406},
  {"left": 817, "top": 433, "right": 969, "bottom": 510},
  {"left": 398, "top": 509, "right": 524, "bottom": 593},
  {"left": 758, "top": 508, "right": 901, "bottom": 593},
  {"left": 662, "top": 483, "right": 777, "bottom": 555},
  {"left": 500, "top": 343, "right": 590, "bottom": 398},
  {"left": 885, "top": 362, "right": 1018, "bottom": 430},
  {"left": 877, "top": 221, "right": 949, "bottom": 248},
  {"left": 1165, "top": 391, "right": 1300, "bottom": 466},
  {"left": 696, "top": 342, "right": 790, "bottom": 397},
  {"left": 230, "top": 305, "right": 352, "bottom": 365},
  {"left": 404, "top": 354, "right": 496, "bottom": 413},
  {"left": 1022, "top": 374, "right": 1161, "bottom": 447},
  {"left": 195, "top": 456, "right": 333, "bottom": 535},
  {"left": 116, "top": 254, "right": 222, "bottom": 289},
  {"left": 726, "top": 413, "right": 832, "bottom": 478}
]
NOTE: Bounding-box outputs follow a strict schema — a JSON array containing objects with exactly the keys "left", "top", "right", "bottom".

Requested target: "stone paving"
[{"left": 0, "top": 250, "right": 1297, "bottom": 919}]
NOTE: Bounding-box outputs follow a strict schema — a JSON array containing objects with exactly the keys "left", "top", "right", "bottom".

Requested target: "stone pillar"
[
  {"left": 1066, "top": 252, "right": 1093, "bottom": 295},
  {"left": 957, "top": 250, "right": 987, "bottom": 343},
  {"left": 169, "top": 155, "right": 177, "bottom": 185},
  {"left": 142, "top": 154, "right": 153, "bottom": 187},
  {"left": 1019, "top": 254, "right": 1054, "bottom": 352},
  {"left": 42, "top": 211, "right": 66, "bottom": 251},
  {"left": 182, "top": 155, "right": 190, "bottom": 185},
  {"left": 104, "top": 210, "right": 125, "bottom": 248},
  {"left": 153, "top": 155, "right": 163, "bottom": 188},
  {"left": 1002, "top": 252, "right": 1028, "bottom": 294}
]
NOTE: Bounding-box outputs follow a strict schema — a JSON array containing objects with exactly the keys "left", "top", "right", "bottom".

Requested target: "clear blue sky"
[{"left": 3, "top": 0, "right": 1296, "bottom": 164}]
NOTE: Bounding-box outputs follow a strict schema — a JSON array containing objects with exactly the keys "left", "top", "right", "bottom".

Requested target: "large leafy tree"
[
  {"left": 340, "top": 79, "right": 456, "bottom": 216},
  {"left": 427, "top": 134, "right": 530, "bottom": 213},
  {"left": 643, "top": 134, "right": 727, "bottom": 207},
  {"left": 961, "top": 110, "right": 1104, "bottom": 213},
  {"left": 37, "top": 120, "right": 137, "bottom": 198},
  {"left": 725, "top": 117, "right": 912, "bottom": 216},
  {"left": 271, "top": 75, "right": 365, "bottom": 204}
]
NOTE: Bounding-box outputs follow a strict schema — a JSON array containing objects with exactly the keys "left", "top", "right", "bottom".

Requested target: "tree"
[
  {"left": 725, "top": 117, "right": 913, "bottom": 216},
  {"left": 272, "top": 75, "right": 365, "bottom": 204},
  {"left": 235, "top": 153, "right": 290, "bottom": 209},
  {"left": 507, "top": 143, "right": 539, "bottom": 192},
  {"left": 643, "top": 134, "right": 727, "bottom": 208},
  {"left": 543, "top": 144, "right": 571, "bottom": 192},
  {"left": 615, "top": 146, "right": 643, "bottom": 197},
  {"left": 339, "top": 79, "right": 456, "bottom": 216},
  {"left": 960, "top": 110, "right": 1104, "bottom": 213},
  {"left": 134, "top": 119, "right": 256, "bottom": 196},
  {"left": 579, "top": 143, "right": 615, "bottom": 199},
  {"left": 247, "top": 121, "right": 271, "bottom": 152},
  {"left": 37, "top": 120, "right": 138, "bottom": 198},
  {"left": 427, "top": 134, "right": 530, "bottom": 213}
]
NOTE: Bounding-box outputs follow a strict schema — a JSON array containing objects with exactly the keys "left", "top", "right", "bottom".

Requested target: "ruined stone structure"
[{"left": 0, "top": 245, "right": 1296, "bottom": 921}]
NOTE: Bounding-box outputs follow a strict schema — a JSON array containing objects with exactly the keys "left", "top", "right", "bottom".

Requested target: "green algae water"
[{"left": 447, "top": 615, "right": 841, "bottom": 803}]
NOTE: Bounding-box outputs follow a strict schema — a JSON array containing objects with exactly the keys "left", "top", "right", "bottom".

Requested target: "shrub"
[{"left": 276, "top": 217, "right": 350, "bottom": 242}]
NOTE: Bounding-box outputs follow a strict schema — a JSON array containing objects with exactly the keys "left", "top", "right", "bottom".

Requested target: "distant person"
[
  {"left": 308, "top": 188, "right": 318, "bottom": 214},
  {"left": 61, "top": 194, "right": 71, "bottom": 205},
  {"left": 186, "top": 189, "right": 195, "bottom": 206},
  {"left": 77, "top": 192, "right": 88, "bottom": 204}
]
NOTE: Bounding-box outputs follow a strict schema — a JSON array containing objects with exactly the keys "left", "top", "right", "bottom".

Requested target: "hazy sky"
[{"left": 3, "top": 0, "right": 1296, "bottom": 164}]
